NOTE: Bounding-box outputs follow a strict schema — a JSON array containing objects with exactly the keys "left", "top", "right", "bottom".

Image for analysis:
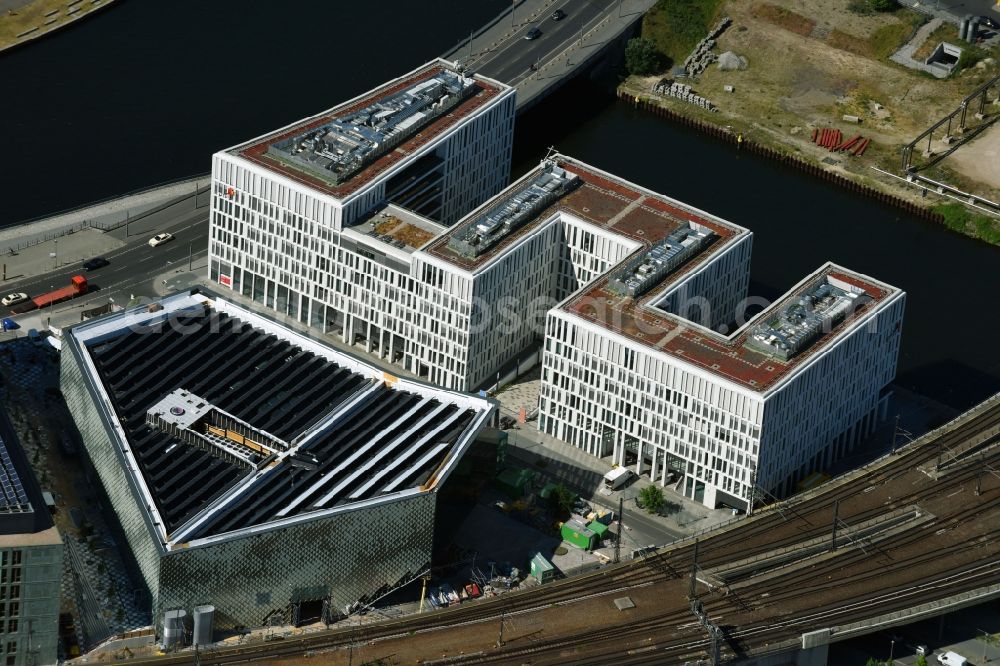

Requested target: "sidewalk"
[
  {"left": 890, "top": 17, "right": 951, "bottom": 78},
  {"left": 0, "top": 229, "right": 123, "bottom": 282},
  {"left": 0, "top": 175, "right": 208, "bottom": 253}
]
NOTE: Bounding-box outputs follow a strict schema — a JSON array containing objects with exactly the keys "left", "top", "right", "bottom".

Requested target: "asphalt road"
[
  {"left": 2, "top": 210, "right": 209, "bottom": 321},
  {"left": 474, "top": 0, "right": 617, "bottom": 84},
  {"left": 936, "top": 0, "right": 1000, "bottom": 17}
]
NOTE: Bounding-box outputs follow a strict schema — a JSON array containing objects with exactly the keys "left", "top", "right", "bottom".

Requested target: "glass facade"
[{"left": 62, "top": 326, "right": 442, "bottom": 634}]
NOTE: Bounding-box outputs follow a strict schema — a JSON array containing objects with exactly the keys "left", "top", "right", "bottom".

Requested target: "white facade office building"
[
  {"left": 208, "top": 60, "right": 516, "bottom": 388},
  {"left": 209, "top": 106, "right": 905, "bottom": 511}
]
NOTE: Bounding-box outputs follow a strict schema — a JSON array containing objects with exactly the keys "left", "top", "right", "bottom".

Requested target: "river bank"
[
  {"left": 0, "top": 0, "right": 117, "bottom": 53},
  {"left": 622, "top": 0, "right": 1000, "bottom": 247}
]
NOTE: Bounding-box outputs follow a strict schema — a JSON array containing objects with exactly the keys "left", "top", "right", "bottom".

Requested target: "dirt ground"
[
  {"left": 624, "top": 0, "right": 1000, "bottom": 241},
  {"left": 947, "top": 121, "right": 1000, "bottom": 191},
  {"left": 0, "top": 0, "right": 114, "bottom": 53}
]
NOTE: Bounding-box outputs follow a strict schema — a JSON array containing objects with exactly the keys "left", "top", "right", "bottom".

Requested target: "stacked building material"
[{"left": 652, "top": 79, "right": 717, "bottom": 111}]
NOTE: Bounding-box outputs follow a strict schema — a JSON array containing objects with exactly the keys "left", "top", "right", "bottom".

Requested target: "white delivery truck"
[{"left": 603, "top": 467, "right": 634, "bottom": 492}]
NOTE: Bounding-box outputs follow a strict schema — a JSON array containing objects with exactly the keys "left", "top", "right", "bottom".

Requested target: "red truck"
[{"left": 10, "top": 275, "right": 88, "bottom": 314}]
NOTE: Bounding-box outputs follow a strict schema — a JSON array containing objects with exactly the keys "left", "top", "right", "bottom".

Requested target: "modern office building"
[
  {"left": 60, "top": 290, "right": 494, "bottom": 634},
  {"left": 207, "top": 59, "right": 515, "bottom": 372},
  {"left": 208, "top": 126, "right": 905, "bottom": 510},
  {"left": 0, "top": 408, "right": 62, "bottom": 666}
]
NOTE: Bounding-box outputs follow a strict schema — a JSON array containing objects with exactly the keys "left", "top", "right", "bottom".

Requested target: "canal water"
[{"left": 1, "top": 2, "right": 998, "bottom": 409}]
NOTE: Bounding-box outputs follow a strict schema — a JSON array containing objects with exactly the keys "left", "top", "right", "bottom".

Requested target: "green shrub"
[
  {"left": 642, "top": 0, "right": 726, "bottom": 67},
  {"left": 849, "top": 0, "right": 898, "bottom": 14},
  {"left": 625, "top": 37, "right": 662, "bottom": 75},
  {"left": 639, "top": 485, "right": 665, "bottom": 514}
]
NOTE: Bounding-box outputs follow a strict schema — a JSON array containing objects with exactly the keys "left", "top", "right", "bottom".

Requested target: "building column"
[
  {"left": 650, "top": 448, "right": 660, "bottom": 486},
  {"left": 636, "top": 440, "right": 644, "bottom": 477}
]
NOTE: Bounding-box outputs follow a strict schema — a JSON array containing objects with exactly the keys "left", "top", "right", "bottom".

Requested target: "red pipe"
[
  {"left": 855, "top": 138, "right": 871, "bottom": 156},
  {"left": 838, "top": 135, "right": 862, "bottom": 152}
]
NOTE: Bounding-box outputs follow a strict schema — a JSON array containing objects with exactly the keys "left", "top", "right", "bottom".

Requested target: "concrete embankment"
[
  {"left": 618, "top": 90, "right": 945, "bottom": 225},
  {"left": 0, "top": 175, "right": 211, "bottom": 254}
]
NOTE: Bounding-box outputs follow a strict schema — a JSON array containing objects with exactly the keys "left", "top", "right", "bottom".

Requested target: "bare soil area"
[
  {"left": 0, "top": 0, "right": 115, "bottom": 53},
  {"left": 624, "top": 0, "right": 1000, "bottom": 242},
  {"left": 947, "top": 121, "right": 1000, "bottom": 192}
]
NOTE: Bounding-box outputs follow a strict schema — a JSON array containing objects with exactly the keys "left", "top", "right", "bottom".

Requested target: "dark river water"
[{"left": 2, "top": 1, "right": 999, "bottom": 409}]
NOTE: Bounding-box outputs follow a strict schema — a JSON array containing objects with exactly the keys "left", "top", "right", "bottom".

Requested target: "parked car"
[
  {"left": 148, "top": 232, "right": 174, "bottom": 247},
  {"left": 978, "top": 15, "right": 999, "bottom": 30},
  {"left": 551, "top": 9, "right": 566, "bottom": 21},
  {"left": 525, "top": 28, "right": 542, "bottom": 40},
  {"left": 1, "top": 292, "right": 28, "bottom": 307},
  {"left": 82, "top": 257, "right": 110, "bottom": 271},
  {"left": 440, "top": 583, "right": 460, "bottom": 605},
  {"left": 426, "top": 587, "right": 441, "bottom": 608}
]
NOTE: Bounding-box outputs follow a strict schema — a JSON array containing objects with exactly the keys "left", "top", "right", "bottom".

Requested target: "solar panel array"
[
  {"left": 0, "top": 438, "right": 30, "bottom": 513},
  {"left": 194, "top": 388, "right": 476, "bottom": 537},
  {"left": 87, "top": 306, "right": 479, "bottom": 539},
  {"left": 87, "top": 309, "right": 370, "bottom": 532}
]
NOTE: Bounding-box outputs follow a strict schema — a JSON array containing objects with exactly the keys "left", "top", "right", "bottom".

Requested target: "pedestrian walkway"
[
  {"left": 0, "top": 175, "right": 208, "bottom": 254},
  {"left": 0, "top": 229, "right": 123, "bottom": 283},
  {"left": 890, "top": 17, "right": 952, "bottom": 78}
]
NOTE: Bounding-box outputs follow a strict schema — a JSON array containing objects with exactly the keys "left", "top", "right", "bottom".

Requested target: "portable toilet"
[
  {"left": 529, "top": 552, "right": 556, "bottom": 584},
  {"left": 561, "top": 518, "right": 598, "bottom": 551}
]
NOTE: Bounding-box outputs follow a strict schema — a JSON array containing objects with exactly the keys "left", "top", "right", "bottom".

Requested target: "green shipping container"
[
  {"left": 529, "top": 552, "right": 556, "bottom": 583},
  {"left": 561, "top": 518, "right": 597, "bottom": 550},
  {"left": 494, "top": 467, "right": 535, "bottom": 499},
  {"left": 588, "top": 520, "right": 609, "bottom": 542}
]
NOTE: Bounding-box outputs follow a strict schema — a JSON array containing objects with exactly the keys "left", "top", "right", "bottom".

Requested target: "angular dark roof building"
[{"left": 60, "top": 290, "right": 493, "bottom": 634}]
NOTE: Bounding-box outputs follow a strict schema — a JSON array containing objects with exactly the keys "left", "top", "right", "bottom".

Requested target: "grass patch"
[
  {"left": 912, "top": 22, "right": 957, "bottom": 62},
  {"left": 827, "top": 29, "right": 873, "bottom": 57},
  {"left": 828, "top": 12, "right": 924, "bottom": 60},
  {"left": 933, "top": 203, "right": 1000, "bottom": 244},
  {"left": 751, "top": 3, "right": 816, "bottom": 37},
  {"left": 955, "top": 44, "right": 991, "bottom": 74},
  {"left": 642, "top": 0, "right": 727, "bottom": 67}
]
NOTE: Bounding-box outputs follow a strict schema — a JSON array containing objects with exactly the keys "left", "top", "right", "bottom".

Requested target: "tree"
[
  {"left": 548, "top": 484, "right": 576, "bottom": 517},
  {"left": 916, "top": 655, "right": 928, "bottom": 666},
  {"left": 625, "top": 38, "right": 662, "bottom": 76},
  {"left": 639, "top": 485, "right": 665, "bottom": 514}
]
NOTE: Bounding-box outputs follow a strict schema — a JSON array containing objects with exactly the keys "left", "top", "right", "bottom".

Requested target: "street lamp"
[{"left": 889, "top": 639, "right": 895, "bottom": 665}]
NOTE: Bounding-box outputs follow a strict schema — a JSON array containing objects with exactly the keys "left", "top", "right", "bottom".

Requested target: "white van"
[
  {"left": 603, "top": 467, "right": 634, "bottom": 492},
  {"left": 937, "top": 651, "right": 968, "bottom": 666}
]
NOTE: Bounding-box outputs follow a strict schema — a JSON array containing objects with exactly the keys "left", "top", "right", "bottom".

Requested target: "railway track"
[{"left": 131, "top": 398, "right": 1000, "bottom": 665}]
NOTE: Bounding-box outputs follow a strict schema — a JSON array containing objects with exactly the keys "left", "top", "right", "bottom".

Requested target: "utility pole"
[
  {"left": 976, "top": 452, "right": 985, "bottom": 496},
  {"left": 689, "top": 538, "right": 699, "bottom": 599},
  {"left": 830, "top": 499, "right": 839, "bottom": 551},
  {"left": 614, "top": 496, "right": 623, "bottom": 564},
  {"left": 496, "top": 606, "right": 506, "bottom": 647},
  {"left": 511, "top": 0, "right": 515, "bottom": 28},
  {"left": 188, "top": 243, "right": 193, "bottom": 272},
  {"left": 125, "top": 209, "right": 130, "bottom": 238},
  {"left": 891, "top": 414, "right": 900, "bottom": 453},
  {"left": 418, "top": 575, "right": 430, "bottom": 613}
]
